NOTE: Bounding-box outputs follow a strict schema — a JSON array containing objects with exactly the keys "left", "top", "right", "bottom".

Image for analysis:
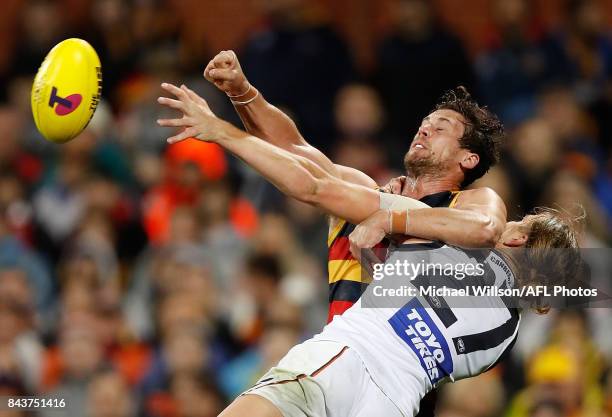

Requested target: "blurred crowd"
[{"left": 0, "top": 0, "right": 610, "bottom": 417}]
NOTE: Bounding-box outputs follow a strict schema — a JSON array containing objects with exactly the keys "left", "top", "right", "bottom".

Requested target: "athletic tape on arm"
[{"left": 379, "top": 193, "right": 431, "bottom": 210}]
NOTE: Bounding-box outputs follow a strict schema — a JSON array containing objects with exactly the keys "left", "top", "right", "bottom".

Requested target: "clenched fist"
[
  {"left": 204, "top": 50, "right": 250, "bottom": 97},
  {"left": 379, "top": 176, "right": 406, "bottom": 194},
  {"left": 348, "top": 210, "right": 390, "bottom": 262}
]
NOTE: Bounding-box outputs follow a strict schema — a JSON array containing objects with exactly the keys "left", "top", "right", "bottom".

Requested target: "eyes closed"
[{"left": 418, "top": 125, "right": 447, "bottom": 133}]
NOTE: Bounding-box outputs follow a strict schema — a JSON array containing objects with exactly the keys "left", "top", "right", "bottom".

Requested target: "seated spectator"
[
  {"left": 504, "top": 117, "right": 561, "bottom": 211},
  {"left": 332, "top": 84, "right": 397, "bottom": 183},
  {"left": 0, "top": 107, "right": 44, "bottom": 186},
  {"left": 241, "top": 0, "right": 354, "bottom": 149},
  {"left": 557, "top": 0, "right": 612, "bottom": 107},
  {"left": 125, "top": 235, "right": 218, "bottom": 341},
  {"left": 7, "top": 0, "right": 65, "bottom": 79},
  {"left": 374, "top": 0, "right": 474, "bottom": 138},
  {"left": 437, "top": 372, "right": 505, "bottom": 417},
  {"left": 528, "top": 400, "right": 565, "bottom": 417},
  {"left": 0, "top": 373, "right": 30, "bottom": 417},
  {"left": 32, "top": 156, "right": 89, "bottom": 262},
  {"left": 0, "top": 273, "right": 43, "bottom": 392},
  {"left": 169, "top": 373, "right": 225, "bottom": 417},
  {"left": 40, "top": 324, "right": 109, "bottom": 417},
  {"left": 219, "top": 321, "right": 302, "bottom": 399},
  {"left": 140, "top": 324, "right": 216, "bottom": 417},
  {"left": 0, "top": 215, "right": 53, "bottom": 319},
  {"left": 542, "top": 171, "right": 610, "bottom": 246},
  {"left": 475, "top": 0, "right": 568, "bottom": 125},
  {"left": 87, "top": 370, "right": 135, "bottom": 417},
  {"left": 506, "top": 343, "right": 605, "bottom": 417},
  {"left": 142, "top": 142, "right": 228, "bottom": 245},
  {"left": 226, "top": 253, "right": 286, "bottom": 346}
]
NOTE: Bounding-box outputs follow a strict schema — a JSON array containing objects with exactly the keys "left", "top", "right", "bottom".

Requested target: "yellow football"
[{"left": 31, "top": 38, "right": 102, "bottom": 143}]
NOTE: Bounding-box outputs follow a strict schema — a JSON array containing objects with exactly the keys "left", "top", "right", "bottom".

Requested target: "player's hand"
[
  {"left": 204, "top": 50, "right": 250, "bottom": 97},
  {"left": 157, "top": 82, "right": 223, "bottom": 144},
  {"left": 349, "top": 210, "right": 389, "bottom": 263},
  {"left": 380, "top": 176, "right": 406, "bottom": 194}
]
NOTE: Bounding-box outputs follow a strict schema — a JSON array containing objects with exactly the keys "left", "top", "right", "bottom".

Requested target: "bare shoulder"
[
  {"left": 335, "top": 164, "right": 378, "bottom": 188},
  {"left": 456, "top": 187, "right": 505, "bottom": 211}
]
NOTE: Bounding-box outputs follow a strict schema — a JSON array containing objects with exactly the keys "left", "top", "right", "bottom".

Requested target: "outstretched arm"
[
  {"left": 157, "top": 83, "right": 426, "bottom": 224},
  {"left": 203, "top": 50, "right": 376, "bottom": 188},
  {"left": 157, "top": 83, "right": 505, "bottom": 245}
]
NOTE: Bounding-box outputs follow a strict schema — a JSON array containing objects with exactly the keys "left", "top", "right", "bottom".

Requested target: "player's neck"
[{"left": 400, "top": 175, "right": 460, "bottom": 200}]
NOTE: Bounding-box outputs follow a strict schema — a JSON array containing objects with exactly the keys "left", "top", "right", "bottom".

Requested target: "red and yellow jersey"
[{"left": 326, "top": 190, "right": 461, "bottom": 323}]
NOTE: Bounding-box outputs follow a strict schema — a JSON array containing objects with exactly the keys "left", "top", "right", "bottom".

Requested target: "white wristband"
[
  {"left": 226, "top": 83, "right": 251, "bottom": 98},
  {"left": 231, "top": 89, "right": 259, "bottom": 106}
]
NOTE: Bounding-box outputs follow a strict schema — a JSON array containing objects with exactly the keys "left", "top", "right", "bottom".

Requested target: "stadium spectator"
[
  {"left": 0, "top": 1, "right": 609, "bottom": 415},
  {"left": 219, "top": 322, "right": 301, "bottom": 399},
  {"left": 86, "top": 370, "right": 135, "bottom": 417},
  {"left": 168, "top": 373, "right": 225, "bottom": 417},
  {"left": 0, "top": 269, "right": 43, "bottom": 392},
  {"left": 374, "top": 0, "right": 474, "bottom": 143},
  {"left": 437, "top": 373, "right": 505, "bottom": 417},
  {"left": 504, "top": 117, "right": 561, "bottom": 211},
  {"left": 7, "top": 0, "right": 65, "bottom": 80},
  {"left": 475, "top": 0, "right": 568, "bottom": 125},
  {"left": 506, "top": 343, "right": 606, "bottom": 417},
  {"left": 331, "top": 84, "right": 396, "bottom": 184},
  {"left": 240, "top": 0, "right": 354, "bottom": 149},
  {"left": 0, "top": 215, "right": 53, "bottom": 318},
  {"left": 40, "top": 324, "right": 108, "bottom": 417},
  {"left": 558, "top": 0, "right": 612, "bottom": 107}
]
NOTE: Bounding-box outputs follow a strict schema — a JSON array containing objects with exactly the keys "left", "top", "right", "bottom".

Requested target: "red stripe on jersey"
[
  {"left": 328, "top": 236, "right": 353, "bottom": 261},
  {"left": 329, "top": 236, "right": 389, "bottom": 262},
  {"left": 327, "top": 300, "right": 355, "bottom": 323}
]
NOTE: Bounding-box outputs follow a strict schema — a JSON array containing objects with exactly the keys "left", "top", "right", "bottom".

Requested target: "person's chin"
[{"left": 406, "top": 150, "right": 426, "bottom": 162}]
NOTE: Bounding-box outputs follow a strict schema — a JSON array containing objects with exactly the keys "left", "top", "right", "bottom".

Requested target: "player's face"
[{"left": 404, "top": 109, "right": 469, "bottom": 175}]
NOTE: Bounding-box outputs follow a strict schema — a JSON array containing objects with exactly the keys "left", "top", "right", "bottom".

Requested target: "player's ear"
[
  {"left": 459, "top": 152, "right": 479, "bottom": 170},
  {"left": 502, "top": 234, "right": 528, "bottom": 247}
]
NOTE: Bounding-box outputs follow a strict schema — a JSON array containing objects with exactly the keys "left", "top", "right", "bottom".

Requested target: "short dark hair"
[
  {"left": 246, "top": 253, "right": 283, "bottom": 283},
  {"left": 434, "top": 87, "right": 504, "bottom": 186}
]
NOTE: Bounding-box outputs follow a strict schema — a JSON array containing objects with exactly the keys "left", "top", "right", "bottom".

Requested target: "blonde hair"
[
  {"left": 518, "top": 207, "right": 585, "bottom": 313},
  {"left": 525, "top": 207, "right": 583, "bottom": 250}
]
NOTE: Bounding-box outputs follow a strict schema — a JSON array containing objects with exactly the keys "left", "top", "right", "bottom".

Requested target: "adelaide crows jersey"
[
  {"left": 326, "top": 190, "right": 462, "bottom": 323},
  {"left": 315, "top": 243, "right": 520, "bottom": 417}
]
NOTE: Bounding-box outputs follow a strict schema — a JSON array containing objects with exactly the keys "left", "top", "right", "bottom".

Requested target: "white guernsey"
[{"left": 245, "top": 243, "right": 520, "bottom": 417}]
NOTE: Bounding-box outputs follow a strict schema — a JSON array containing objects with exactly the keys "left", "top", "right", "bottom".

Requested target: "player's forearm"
[
  {"left": 213, "top": 122, "right": 379, "bottom": 223},
  {"left": 215, "top": 120, "right": 319, "bottom": 198},
  {"left": 234, "top": 93, "right": 304, "bottom": 148},
  {"left": 232, "top": 90, "right": 338, "bottom": 176},
  {"left": 389, "top": 208, "right": 500, "bottom": 247}
]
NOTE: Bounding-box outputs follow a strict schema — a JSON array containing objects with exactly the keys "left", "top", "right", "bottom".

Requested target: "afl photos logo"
[{"left": 48, "top": 86, "right": 82, "bottom": 116}]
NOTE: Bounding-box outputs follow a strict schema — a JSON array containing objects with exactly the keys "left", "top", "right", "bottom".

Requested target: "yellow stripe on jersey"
[
  {"left": 328, "top": 259, "right": 372, "bottom": 284},
  {"left": 328, "top": 218, "right": 346, "bottom": 247},
  {"left": 449, "top": 191, "right": 462, "bottom": 208}
]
